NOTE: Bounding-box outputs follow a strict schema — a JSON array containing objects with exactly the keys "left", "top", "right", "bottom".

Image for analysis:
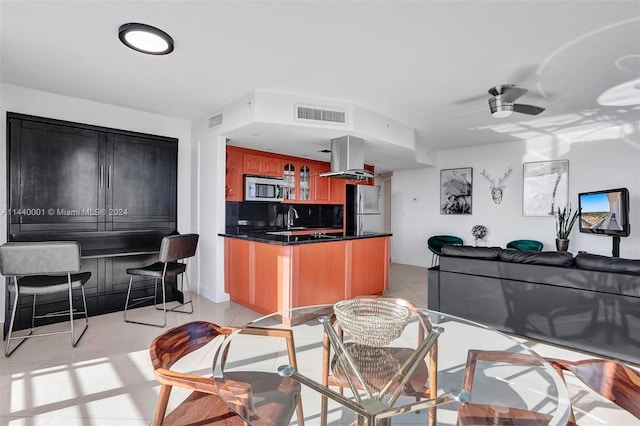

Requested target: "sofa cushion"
[
  {"left": 441, "top": 245, "right": 500, "bottom": 259},
  {"left": 575, "top": 253, "right": 640, "bottom": 275},
  {"left": 499, "top": 249, "right": 574, "bottom": 267}
]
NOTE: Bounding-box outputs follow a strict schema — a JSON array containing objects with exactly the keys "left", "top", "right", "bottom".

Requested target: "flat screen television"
[{"left": 578, "top": 187, "right": 630, "bottom": 237}]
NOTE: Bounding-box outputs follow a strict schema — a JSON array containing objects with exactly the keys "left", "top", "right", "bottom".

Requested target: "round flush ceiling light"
[{"left": 118, "top": 23, "right": 174, "bottom": 55}]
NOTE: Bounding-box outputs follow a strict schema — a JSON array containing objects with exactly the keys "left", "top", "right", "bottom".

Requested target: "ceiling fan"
[{"left": 488, "top": 84, "right": 545, "bottom": 118}]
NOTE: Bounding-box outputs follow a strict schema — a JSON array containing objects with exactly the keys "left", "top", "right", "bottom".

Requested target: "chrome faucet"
[{"left": 288, "top": 207, "right": 299, "bottom": 228}]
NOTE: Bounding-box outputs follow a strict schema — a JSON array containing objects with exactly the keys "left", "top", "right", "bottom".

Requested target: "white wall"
[
  {"left": 0, "top": 84, "right": 194, "bottom": 319},
  {"left": 391, "top": 136, "right": 640, "bottom": 266},
  {"left": 194, "top": 132, "right": 228, "bottom": 303},
  {"left": 191, "top": 111, "right": 229, "bottom": 303}
]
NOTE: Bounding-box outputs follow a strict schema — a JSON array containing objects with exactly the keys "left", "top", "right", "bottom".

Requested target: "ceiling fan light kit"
[
  {"left": 487, "top": 84, "right": 545, "bottom": 118},
  {"left": 489, "top": 96, "right": 514, "bottom": 118}
]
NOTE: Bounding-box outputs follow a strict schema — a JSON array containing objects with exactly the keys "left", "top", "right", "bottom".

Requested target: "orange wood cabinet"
[
  {"left": 225, "top": 145, "right": 373, "bottom": 205},
  {"left": 282, "top": 160, "right": 315, "bottom": 203},
  {"left": 224, "top": 236, "right": 390, "bottom": 314},
  {"left": 244, "top": 153, "right": 282, "bottom": 177},
  {"left": 225, "top": 147, "right": 244, "bottom": 201},
  {"left": 313, "top": 162, "right": 331, "bottom": 203}
]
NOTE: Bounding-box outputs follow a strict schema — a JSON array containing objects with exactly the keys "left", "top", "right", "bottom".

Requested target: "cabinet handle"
[
  {"left": 100, "top": 165, "right": 104, "bottom": 188},
  {"left": 108, "top": 166, "right": 112, "bottom": 188}
]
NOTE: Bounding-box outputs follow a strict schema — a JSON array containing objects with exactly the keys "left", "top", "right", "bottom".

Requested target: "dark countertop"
[{"left": 219, "top": 230, "right": 392, "bottom": 245}]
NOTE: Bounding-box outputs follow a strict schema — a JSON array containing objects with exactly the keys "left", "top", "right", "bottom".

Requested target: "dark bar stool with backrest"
[
  {"left": 0, "top": 241, "right": 90, "bottom": 357},
  {"left": 124, "top": 233, "right": 199, "bottom": 327}
]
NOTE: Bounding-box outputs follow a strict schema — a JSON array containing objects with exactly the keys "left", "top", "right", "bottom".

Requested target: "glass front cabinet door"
[
  {"left": 283, "top": 162, "right": 296, "bottom": 201},
  {"left": 299, "top": 164, "right": 311, "bottom": 201}
]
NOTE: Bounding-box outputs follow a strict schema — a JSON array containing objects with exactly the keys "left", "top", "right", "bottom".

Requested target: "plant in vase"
[{"left": 555, "top": 205, "right": 580, "bottom": 251}]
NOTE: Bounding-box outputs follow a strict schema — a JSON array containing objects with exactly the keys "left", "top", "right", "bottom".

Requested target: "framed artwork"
[
  {"left": 522, "top": 160, "right": 569, "bottom": 216},
  {"left": 440, "top": 167, "right": 473, "bottom": 215}
]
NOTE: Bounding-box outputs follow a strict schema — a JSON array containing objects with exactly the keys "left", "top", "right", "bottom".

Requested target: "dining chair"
[
  {"left": 546, "top": 358, "right": 640, "bottom": 424},
  {"left": 427, "top": 235, "right": 463, "bottom": 267},
  {"left": 458, "top": 350, "right": 553, "bottom": 425},
  {"left": 149, "top": 320, "right": 304, "bottom": 426},
  {"left": 506, "top": 239, "right": 544, "bottom": 252},
  {"left": 124, "top": 233, "right": 198, "bottom": 327},
  {"left": 320, "top": 297, "right": 438, "bottom": 426},
  {"left": 0, "top": 241, "right": 91, "bottom": 357},
  {"left": 458, "top": 350, "right": 640, "bottom": 425}
]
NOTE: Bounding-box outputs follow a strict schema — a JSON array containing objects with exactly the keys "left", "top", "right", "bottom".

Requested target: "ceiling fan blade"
[
  {"left": 449, "top": 108, "right": 486, "bottom": 119},
  {"left": 501, "top": 87, "right": 528, "bottom": 103},
  {"left": 513, "top": 103, "right": 545, "bottom": 115},
  {"left": 454, "top": 94, "right": 486, "bottom": 104}
]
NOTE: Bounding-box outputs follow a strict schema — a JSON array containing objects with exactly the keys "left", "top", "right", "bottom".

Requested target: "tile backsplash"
[{"left": 225, "top": 202, "right": 343, "bottom": 233}]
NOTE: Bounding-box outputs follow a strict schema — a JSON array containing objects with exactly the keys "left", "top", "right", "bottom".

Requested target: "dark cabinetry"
[
  {"left": 5, "top": 113, "right": 179, "bottom": 334},
  {"left": 108, "top": 133, "right": 177, "bottom": 230},
  {"left": 8, "top": 118, "right": 176, "bottom": 234}
]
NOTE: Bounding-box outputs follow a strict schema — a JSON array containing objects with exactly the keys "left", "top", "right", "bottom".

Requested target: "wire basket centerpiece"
[{"left": 334, "top": 297, "right": 412, "bottom": 347}]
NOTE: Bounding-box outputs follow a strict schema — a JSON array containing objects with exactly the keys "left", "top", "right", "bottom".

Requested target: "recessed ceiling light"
[{"left": 118, "top": 23, "right": 174, "bottom": 55}]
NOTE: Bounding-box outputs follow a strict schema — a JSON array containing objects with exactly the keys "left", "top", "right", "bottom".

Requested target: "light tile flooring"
[{"left": 1, "top": 263, "right": 637, "bottom": 425}]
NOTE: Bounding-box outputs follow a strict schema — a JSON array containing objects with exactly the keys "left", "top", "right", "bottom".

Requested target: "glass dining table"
[{"left": 213, "top": 303, "right": 572, "bottom": 425}]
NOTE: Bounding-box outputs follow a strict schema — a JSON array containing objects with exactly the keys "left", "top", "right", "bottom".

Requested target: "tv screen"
[{"left": 578, "top": 188, "right": 630, "bottom": 237}]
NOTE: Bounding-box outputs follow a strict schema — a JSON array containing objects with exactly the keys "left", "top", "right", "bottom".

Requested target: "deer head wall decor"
[{"left": 481, "top": 167, "right": 512, "bottom": 204}]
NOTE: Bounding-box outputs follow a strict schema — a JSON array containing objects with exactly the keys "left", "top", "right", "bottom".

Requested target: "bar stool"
[
  {"left": 0, "top": 241, "right": 90, "bottom": 357},
  {"left": 124, "top": 233, "right": 199, "bottom": 327}
]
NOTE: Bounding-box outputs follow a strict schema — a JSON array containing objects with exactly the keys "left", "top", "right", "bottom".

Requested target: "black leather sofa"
[{"left": 428, "top": 245, "right": 640, "bottom": 364}]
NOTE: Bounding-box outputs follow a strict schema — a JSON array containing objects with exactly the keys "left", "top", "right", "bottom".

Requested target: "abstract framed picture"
[
  {"left": 522, "top": 160, "right": 569, "bottom": 216},
  {"left": 440, "top": 167, "right": 472, "bottom": 215}
]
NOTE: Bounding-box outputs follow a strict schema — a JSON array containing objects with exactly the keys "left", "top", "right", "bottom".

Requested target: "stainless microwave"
[{"left": 244, "top": 175, "right": 284, "bottom": 202}]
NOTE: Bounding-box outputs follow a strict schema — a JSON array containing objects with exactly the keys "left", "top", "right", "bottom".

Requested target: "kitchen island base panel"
[{"left": 224, "top": 236, "right": 390, "bottom": 314}]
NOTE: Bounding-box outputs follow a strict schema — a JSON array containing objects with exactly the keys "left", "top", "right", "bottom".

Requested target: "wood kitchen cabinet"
[
  {"left": 313, "top": 162, "right": 331, "bottom": 202},
  {"left": 225, "top": 146, "right": 244, "bottom": 201},
  {"left": 298, "top": 163, "right": 312, "bottom": 202},
  {"left": 283, "top": 161, "right": 298, "bottom": 201},
  {"left": 5, "top": 113, "right": 178, "bottom": 334},
  {"left": 225, "top": 145, "right": 370, "bottom": 205},
  {"left": 224, "top": 235, "right": 390, "bottom": 315},
  {"left": 282, "top": 160, "right": 333, "bottom": 204},
  {"left": 244, "top": 153, "right": 282, "bottom": 177}
]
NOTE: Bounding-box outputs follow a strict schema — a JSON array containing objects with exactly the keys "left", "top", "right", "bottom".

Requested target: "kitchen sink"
[
  {"left": 266, "top": 231, "right": 294, "bottom": 236},
  {"left": 264, "top": 230, "right": 343, "bottom": 240}
]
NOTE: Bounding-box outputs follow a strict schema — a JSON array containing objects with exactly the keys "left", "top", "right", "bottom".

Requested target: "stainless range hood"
[{"left": 319, "top": 135, "right": 376, "bottom": 181}]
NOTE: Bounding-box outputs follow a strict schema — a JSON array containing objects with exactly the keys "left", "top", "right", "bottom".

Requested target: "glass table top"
[{"left": 213, "top": 303, "right": 571, "bottom": 425}]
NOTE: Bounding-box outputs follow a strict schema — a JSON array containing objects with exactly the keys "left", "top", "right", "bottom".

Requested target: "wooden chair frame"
[
  {"left": 459, "top": 350, "right": 640, "bottom": 425},
  {"left": 150, "top": 321, "right": 304, "bottom": 425}
]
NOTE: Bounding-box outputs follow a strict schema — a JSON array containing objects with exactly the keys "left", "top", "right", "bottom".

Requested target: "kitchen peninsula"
[{"left": 220, "top": 231, "right": 391, "bottom": 315}]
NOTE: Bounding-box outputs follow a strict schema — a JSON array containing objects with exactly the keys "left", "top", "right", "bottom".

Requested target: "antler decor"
[{"left": 480, "top": 167, "right": 512, "bottom": 204}]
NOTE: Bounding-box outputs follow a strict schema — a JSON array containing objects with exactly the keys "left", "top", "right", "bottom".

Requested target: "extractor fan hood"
[{"left": 319, "top": 135, "right": 376, "bottom": 181}]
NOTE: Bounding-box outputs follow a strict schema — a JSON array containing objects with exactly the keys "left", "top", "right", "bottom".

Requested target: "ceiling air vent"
[
  {"left": 296, "top": 105, "right": 347, "bottom": 125},
  {"left": 208, "top": 113, "right": 223, "bottom": 129}
]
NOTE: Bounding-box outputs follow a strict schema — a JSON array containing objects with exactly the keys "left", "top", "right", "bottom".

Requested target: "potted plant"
[{"left": 555, "top": 205, "right": 580, "bottom": 251}]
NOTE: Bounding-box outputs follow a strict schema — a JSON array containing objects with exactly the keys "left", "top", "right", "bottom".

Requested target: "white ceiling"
[{"left": 2, "top": 1, "right": 639, "bottom": 172}]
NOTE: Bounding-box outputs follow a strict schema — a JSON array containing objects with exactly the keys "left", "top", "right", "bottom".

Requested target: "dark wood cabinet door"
[
  {"left": 8, "top": 118, "right": 106, "bottom": 234},
  {"left": 5, "top": 113, "right": 178, "bottom": 334},
  {"left": 107, "top": 134, "right": 177, "bottom": 231}
]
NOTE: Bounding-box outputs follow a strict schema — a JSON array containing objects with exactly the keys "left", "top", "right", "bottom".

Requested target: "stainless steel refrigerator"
[{"left": 346, "top": 184, "right": 382, "bottom": 235}]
